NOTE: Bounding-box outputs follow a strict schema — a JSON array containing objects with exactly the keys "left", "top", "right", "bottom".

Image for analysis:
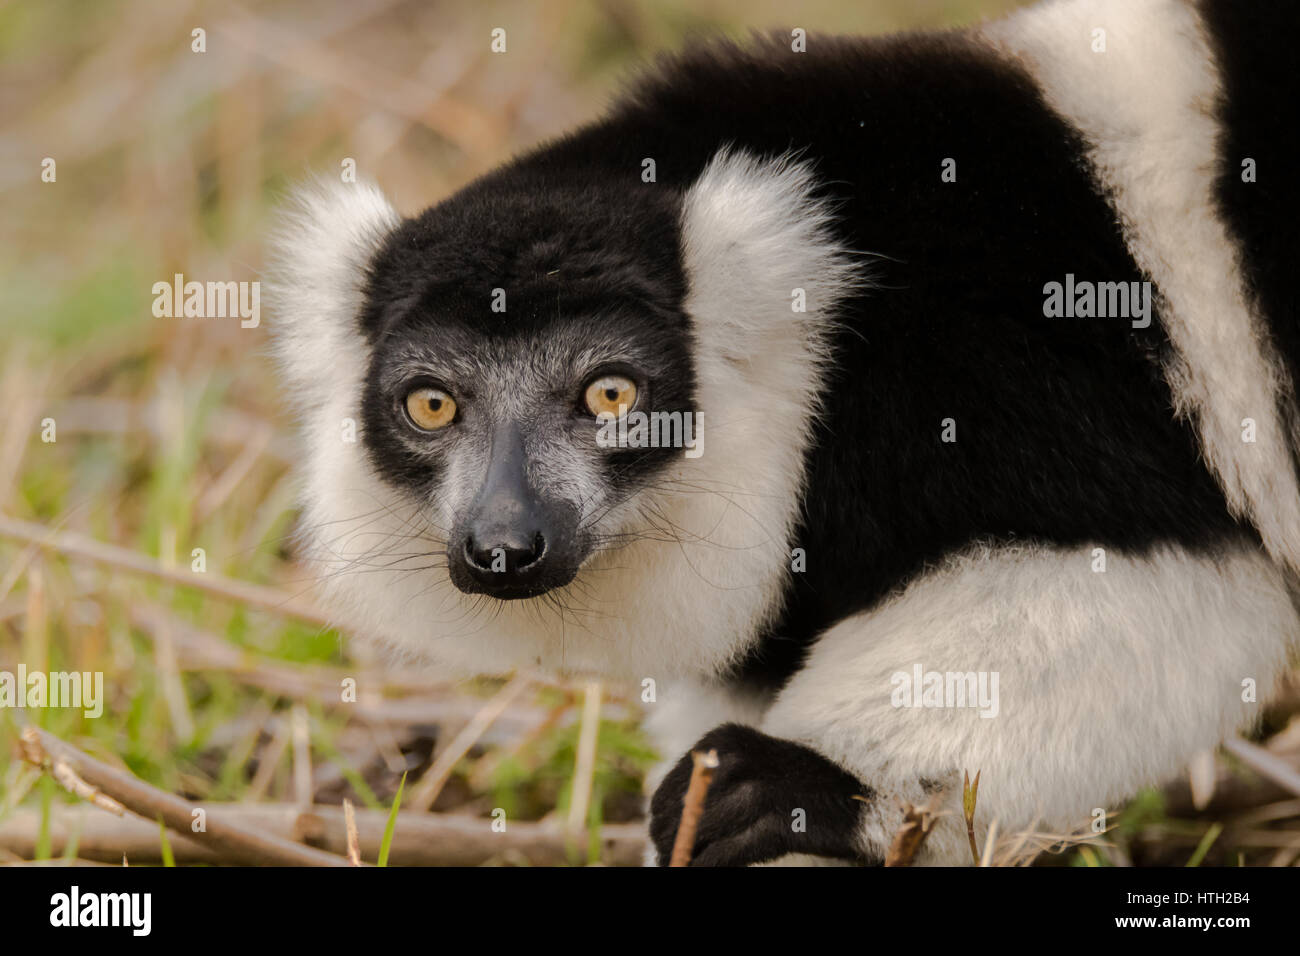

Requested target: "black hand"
[{"left": 649, "top": 723, "right": 872, "bottom": 866}]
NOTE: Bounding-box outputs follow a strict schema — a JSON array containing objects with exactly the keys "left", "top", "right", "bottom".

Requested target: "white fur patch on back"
[
  {"left": 984, "top": 0, "right": 1300, "bottom": 574},
  {"left": 268, "top": 152, "right": 862, "bottom": 683},
  {"left": 762, "top": 540, "right": 1299, "bottom": 864}
]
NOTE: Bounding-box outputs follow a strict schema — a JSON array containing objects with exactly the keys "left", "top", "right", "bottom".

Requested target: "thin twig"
[
  {"left": 48, "top": 759, "right": 126, "bottom": 816},
  {"left": 0, "top": 514, "right": 331, "bottom": 626},
  {"left": 884, "top": 799, "right": 938, "bottom": 867},
  {"left": 409, "top": 675, "right": 531, "bottom": 812},
  {"left": 979, "top": 818, "right": 1000, "bottom": 868},
  {"left": 195, "top": 421, "right": 275, "bottom": 520},
  {"left": 566, "top": 681, "right": 603, "bottom": 841},
  {"left": 1223, "top": 735, "right": 1300, "bottom": 798},
  {"left": 343, "top": 799, "right": 361, "bottom": 866},
  {"left": 291, "top": 704, "right": 313, "bottom": 808},
  {"left": 669, "top": 749, "right": 719, "bottom": 867},
  {"left": 244, "top": 717, "right": 291, "bottom": 803},
  {"left": 18, "top": 726, "right": 352, "bottom": 866}
]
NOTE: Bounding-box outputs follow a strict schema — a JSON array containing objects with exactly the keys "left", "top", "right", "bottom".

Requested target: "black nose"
[
  {"left": 456, "top": 522, "right": 563, "bottom": 598},
  {"left": 447, "top": 423, "right": 580, "bottom": 599},
  {"left": 465, "top": 531, "right": 546, "bottom": 576}
]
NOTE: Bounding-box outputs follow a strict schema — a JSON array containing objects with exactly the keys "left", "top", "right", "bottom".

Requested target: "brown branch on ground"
[
  {"left": 0, "top": 804, "right": 648, "bottom": 867},
  {"left": 18, "top": 726, "right": 352, "bottom": 867},
  {"left": 129, "top": 603, "right": 448, "bottom": 696},
  {"left": 129, "top": 604, "right": 633, "bottom": 729},
  {"left": 0, "top": 514, "right": 330, "bottom": 626},
  {"left": 669, "top": 748, "right": 719, "bottom": 867}
]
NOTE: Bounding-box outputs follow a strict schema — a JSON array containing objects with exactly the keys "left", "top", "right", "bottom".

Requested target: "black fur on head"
[{"left": 354, "top": 166, "right": 699, "bottom": 598}]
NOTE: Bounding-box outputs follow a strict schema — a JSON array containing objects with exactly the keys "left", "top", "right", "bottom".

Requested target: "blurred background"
[{"left": 3, "top": 0, "right": 1297, "bottom": 867}]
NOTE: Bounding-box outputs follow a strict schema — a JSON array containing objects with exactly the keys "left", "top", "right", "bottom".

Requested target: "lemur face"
[
  {"left": 269, "top": 152, "right": 855, "bottom": 677},
  {"left": 354, "top": 184, "right": 696, "bottom": 599}
]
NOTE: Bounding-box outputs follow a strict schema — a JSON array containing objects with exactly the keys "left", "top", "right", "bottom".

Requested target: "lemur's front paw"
[{"left": 649, "top": 723, "right": 871, "bottom": 866}]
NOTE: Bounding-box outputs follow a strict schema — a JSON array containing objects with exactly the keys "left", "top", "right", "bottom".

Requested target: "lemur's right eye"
[
  {"left": 583, "top": 375, "right": 638, "bottom": 418},
  {"left": 404, "top": 387, "right": 457, "bottom": 431}
]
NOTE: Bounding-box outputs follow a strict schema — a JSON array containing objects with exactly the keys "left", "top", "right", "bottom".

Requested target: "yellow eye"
[
  {"left": 584, "top": 375, "right": 637, "bottom": 418},
  {"left": 404, "top": 387, "right": 457, "bottom": 431}
]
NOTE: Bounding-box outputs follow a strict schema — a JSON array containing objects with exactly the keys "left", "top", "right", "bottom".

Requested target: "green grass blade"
[
  {"left": 157, "top": 815, "right": 175, "bottom": 867},
  {"left": 61, "top": 819, "right": 82, "bottom": 863},
  {"left": 35, "top": 776, "right": 53, "bottom": 862},
  {"left": 1185, "top": 822, "right": 1223, "bottom": 868},
  {"left": 377, "top": 771, "right": 407, "bottom": 867}
]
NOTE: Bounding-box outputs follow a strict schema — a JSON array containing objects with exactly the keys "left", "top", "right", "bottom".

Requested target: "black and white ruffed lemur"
[{"left": 266, "top": 0, "right": 1300, "bottom": 865}]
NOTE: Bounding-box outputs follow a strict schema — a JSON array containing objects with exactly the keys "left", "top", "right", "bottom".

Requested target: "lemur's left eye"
[
  {"left": 584, "top": 375, "right": 637, "bottom": 417},
  {"left": 404, "top": 387, "right": 457, "bottom": 431}
]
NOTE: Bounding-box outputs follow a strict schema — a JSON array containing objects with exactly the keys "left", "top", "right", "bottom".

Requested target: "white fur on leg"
[
  {"left": 641, "top": 678, "right": 771, "bottom": 795},
  {"left": 761, "top": 541, "right": 1299, "bottom": 864}
]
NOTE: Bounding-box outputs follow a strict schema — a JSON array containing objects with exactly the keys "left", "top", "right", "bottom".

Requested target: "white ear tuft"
[
  {"left": 264, "top": 177, "right": 399, "bottom": 412},
  {"left": 680, "top": 148, "right": 865, "bottom": 410}
]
